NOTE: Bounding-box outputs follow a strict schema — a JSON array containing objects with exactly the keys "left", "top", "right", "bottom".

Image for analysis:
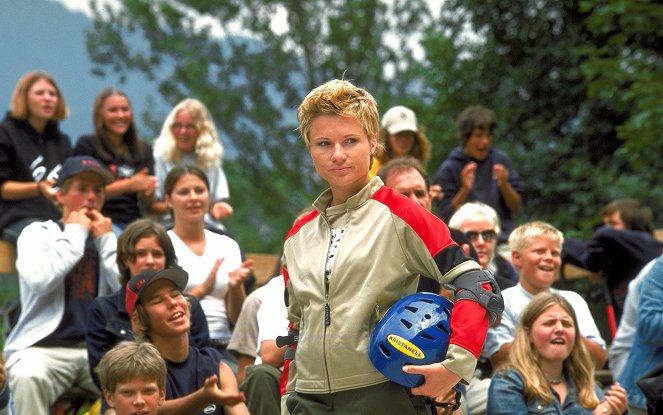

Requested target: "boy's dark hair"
[
  {"left": 96, "top": 341, "right": 166, "bottom": 394},
  {"left": 601, "top": 198, "right": 654, "bottom": 233},
  {"left": 456, "top": 105, "right": 497, "bottom": 145}
]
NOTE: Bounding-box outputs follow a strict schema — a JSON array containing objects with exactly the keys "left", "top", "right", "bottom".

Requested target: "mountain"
[{"left": 0, "top": 0, "right": 165, "bottom": 142}]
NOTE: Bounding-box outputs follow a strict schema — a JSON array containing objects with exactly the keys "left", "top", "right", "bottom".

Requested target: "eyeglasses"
[
  {"left": 171, "top": 122, "right": 196, "bottom": 131},
  {"left": 464, "top": 230, "right": 497, "bottom": 242}
]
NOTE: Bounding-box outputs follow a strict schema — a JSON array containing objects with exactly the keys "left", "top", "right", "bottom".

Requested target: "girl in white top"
[{"left": 164, "top": 164, "right": 252, "bottom": 347}]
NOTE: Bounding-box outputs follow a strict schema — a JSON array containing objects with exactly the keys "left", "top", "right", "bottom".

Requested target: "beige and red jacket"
[{"left": 282, "top": 177, "right": 491, "bottom": 394}]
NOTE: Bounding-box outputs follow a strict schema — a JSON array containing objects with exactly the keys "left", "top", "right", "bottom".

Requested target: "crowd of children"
[{"left": 1, "top": 71, "right": 661, "bottom": 415}]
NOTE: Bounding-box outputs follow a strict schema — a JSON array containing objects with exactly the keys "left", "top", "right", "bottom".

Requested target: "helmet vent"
[
  {"left": 436, "top": 322, "right": 450, "bottom": 334},
  {"left": 421, "top": 332, "right": 435, "bottom": 341},
  {"left": 420, "top": 298, "right": 434, "bottom": 304},
  {"left": 443, "top": 308, "right": 451, "bottom": 317},
  {"left": 400, "top": 319, "right": 412, "bottom": 329},
  {"left": 380, "top": 344, "right": 392, "bottom": 357},
  {"left": 404, "top": 306, "right": 418, "bottom": 313},
  {"left": 424, "top": 313, "right": 431, "bottom": 319}
]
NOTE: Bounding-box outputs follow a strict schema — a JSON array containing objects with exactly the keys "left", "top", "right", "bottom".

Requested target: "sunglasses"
[{"left": 464, "top": 230, "right": 497, "bottom": 242}]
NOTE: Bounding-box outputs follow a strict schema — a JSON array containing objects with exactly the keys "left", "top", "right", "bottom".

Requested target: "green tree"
[
  {"left": 419, "top": 0, "right": 652, "bottom": 237},
  {"left": 580, "top": 0, "right": 663, "bottom": 197},
  {"left": 86, "top": 0, "right": 434, "bottom": 252}
]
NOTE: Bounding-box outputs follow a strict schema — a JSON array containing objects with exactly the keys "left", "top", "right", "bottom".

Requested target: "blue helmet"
[{"left": 369, "top": 292, "right": 453, "bottom": 387}]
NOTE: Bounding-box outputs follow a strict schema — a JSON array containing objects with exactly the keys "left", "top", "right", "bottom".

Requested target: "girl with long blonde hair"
[
  {"left": 488, "top": 292, "right": 626, "bottom": 414},
  {"left": 152, "top": 98, "right": 232, "bottom": 231}
]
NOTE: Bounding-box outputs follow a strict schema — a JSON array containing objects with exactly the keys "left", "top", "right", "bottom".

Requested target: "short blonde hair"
[
  {"left": 96, "top": 341, "right": 166, "bottom": 394},
  {"left": 10, "top": 71, "right": 68, "bottom": 121},
  {"left": 448, "top": 201, "right": 501, "bottom": 236},
  {"left": 154, "top": 98, "right": 223, "bottom": 170},
  {"left": 508, "top": 221, "right": 563, "bottom": 254},
  {"left": 297, "top": 79, "right": 379, "bottom": 148}
]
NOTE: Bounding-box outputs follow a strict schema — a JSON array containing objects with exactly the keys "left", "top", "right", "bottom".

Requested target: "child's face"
[
  {"left": 512, "top": 235, "right": 561, "bottom": 294},
  {"left": 141, "top": 279, "right": 191, "bottom": 337},
  {"left": 104, "top": 378, "right": 164, "bottom": 415}
]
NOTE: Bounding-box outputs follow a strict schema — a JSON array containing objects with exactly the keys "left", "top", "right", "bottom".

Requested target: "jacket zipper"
[{"left": 322, "top": 219, "right": 332, "bottom": 392}]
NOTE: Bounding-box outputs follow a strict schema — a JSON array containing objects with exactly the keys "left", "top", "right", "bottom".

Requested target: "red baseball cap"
[{"left": 125, "top": 268, "right": 188, "bottom": 316}]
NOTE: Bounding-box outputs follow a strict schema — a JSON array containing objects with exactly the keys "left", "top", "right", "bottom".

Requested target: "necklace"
[{"left": 547, "top": 374, "right": 566, "bottom": 385}]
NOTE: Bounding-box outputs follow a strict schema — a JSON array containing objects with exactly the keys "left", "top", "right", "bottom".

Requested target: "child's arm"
[
  {"left": 218, "top": 361, "right": 250, "bottom": 415},
  {"left": 156, "top": 369, "right": 246, "bottom": 415}
]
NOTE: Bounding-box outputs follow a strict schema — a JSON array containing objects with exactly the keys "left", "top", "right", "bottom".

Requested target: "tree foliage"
[
  {"left": 86, "top": 0, "right": 434, "bottom": 252},
  {"left": 420, "top": 0, "right": 661, "bottom": 237},
  {"left": 580, "top": 0, "right": 663, "bottom": 171},
  {"left": 85, "top": 0, "right": 661, "bottom": 250}
]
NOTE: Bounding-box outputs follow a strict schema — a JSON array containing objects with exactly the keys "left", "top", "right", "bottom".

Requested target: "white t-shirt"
[
  {"left": 168, "top": 229, "right": 242, "bottom": 341},
  {"left": 482, "top": 283, "right": 606, "bottom": 359},
  {"left": 255, "top": 276, "right": 289, "bottom": 365}
]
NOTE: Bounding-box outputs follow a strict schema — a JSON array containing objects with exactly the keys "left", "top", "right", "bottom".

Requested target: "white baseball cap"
[{"left": 381, "top": 106, "right": 418, "bottom": 134}]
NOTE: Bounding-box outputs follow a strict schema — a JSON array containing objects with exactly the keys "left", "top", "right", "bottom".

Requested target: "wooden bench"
[
  {"left": 0, "top": 240, "right": 16, "bottom": 275},
  {"left": 246, "top": 252, "right": 280, "bottom": 287}
]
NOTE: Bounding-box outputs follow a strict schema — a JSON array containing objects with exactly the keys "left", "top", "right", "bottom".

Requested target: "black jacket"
[{"left": 0, "top": 113, "right": 71, "bottom": 234}]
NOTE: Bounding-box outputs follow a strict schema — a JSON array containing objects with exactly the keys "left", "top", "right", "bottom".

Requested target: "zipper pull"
[{"left": 324, "top": 297, "right": 331, "bottom": 327}]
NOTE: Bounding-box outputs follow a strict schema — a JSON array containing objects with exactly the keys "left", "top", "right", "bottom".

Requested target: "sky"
[{"left": 50, "top": 0, "right": 446, "bottom": 61}]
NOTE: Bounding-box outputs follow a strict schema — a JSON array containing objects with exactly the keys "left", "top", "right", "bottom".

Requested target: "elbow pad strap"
[{"left": 444, "top": 270, "right": 504, "bottom": 325}]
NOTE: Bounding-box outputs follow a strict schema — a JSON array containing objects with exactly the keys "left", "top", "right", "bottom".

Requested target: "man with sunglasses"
[{"left": 448, "top": 202, "right": 517, "bottom": 290}]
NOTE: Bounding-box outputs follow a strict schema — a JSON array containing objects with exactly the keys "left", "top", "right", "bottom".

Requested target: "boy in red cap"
[{"left": 126, "top": 268, "right": 249, "bottom": 415}]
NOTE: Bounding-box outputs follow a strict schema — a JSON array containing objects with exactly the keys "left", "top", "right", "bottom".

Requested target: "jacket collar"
[{"left": 313, "top": 176, "right": 384, "bottom": 213}]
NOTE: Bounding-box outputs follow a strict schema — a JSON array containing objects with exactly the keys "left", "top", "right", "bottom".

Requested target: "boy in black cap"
[
  {"left": 126, "top": 268, "right": 249, "bottom": 415},
  {"left": 3, "top": 155, "right": 120, "bottom": 414}
]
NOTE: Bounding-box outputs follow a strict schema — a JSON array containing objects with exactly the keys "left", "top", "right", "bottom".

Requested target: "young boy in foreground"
[{"left": 96, "top": 341, "right": 166, "bottom": 415}]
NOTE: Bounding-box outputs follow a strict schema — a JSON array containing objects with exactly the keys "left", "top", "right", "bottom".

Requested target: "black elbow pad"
[{"left": 444, "top": 269, "right": 504, "bottom": 325}]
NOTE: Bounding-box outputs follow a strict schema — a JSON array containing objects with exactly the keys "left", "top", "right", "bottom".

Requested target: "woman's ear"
[{"left": 369, "top": 135, "right": 378, "bottom": 154}]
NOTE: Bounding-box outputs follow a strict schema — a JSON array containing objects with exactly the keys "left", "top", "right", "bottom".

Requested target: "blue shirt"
[{"left": 488, "top": 368, "right": 603, "bottom": 415}]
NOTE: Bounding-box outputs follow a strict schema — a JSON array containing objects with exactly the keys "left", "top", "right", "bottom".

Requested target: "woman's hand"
[
  {"left": 38, "top": 178, "right": 57, "bottom": 203},
  {"left": 130, "top": 167, "right": 157, "bottom": 195},
  {"left": 403, "top": 362, "right": 461, "bottom": 401},
  {"left": 593, "top": 383, "right": 628, "bottom": 415},
  {"left": 189, "top": 259, "right": 223, "bottom": 299},
  {"left": 210, "top": 201, "right": 234, "bottom": 220},
  {"left": 228, "top": 259, "right": 254, "bottom": 289}
]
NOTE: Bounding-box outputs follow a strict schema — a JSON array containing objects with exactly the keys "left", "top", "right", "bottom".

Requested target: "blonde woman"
[
  {"left": 153, "top": 98, "right": 232, "bottom": 230},
  {"left": 281, "top": 79, "right": 499, "bottom": 414},
  {"left": 487, "top": 292, "right": 627, "bottom": 415}
]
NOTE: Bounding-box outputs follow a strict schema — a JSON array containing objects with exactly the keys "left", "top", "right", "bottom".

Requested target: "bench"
[
  {"left": 245, "top": 252, "right": 280, "bottom": 287},
  {"left": 0, "top": 240, "right": 16, "bottom": 275}
]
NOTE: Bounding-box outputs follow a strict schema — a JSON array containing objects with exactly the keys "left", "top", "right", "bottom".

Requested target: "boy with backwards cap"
[
  {"left": 126, "top": 268, "right": 249, "bottom": 415},
  {"left": 3, "top": 155, "right": 120, "bottom": 414}
]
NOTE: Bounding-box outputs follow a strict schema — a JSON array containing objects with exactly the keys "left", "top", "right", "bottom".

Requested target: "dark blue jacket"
[{"left": 433, "top": 147, "right": 525, "bottom": 241}]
